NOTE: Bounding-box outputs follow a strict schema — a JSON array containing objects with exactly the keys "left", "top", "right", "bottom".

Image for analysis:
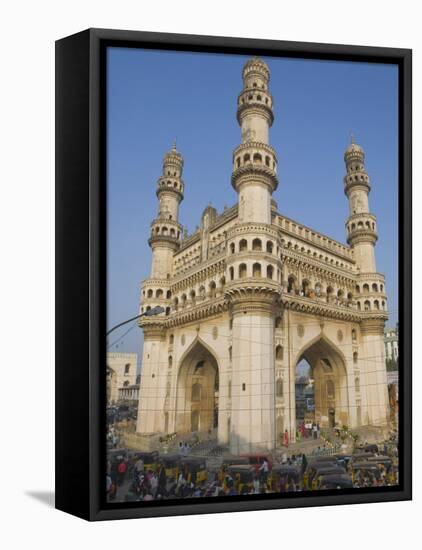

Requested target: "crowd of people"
[{"left": 106, "top": 433, "right": 399, "bottom": 503}]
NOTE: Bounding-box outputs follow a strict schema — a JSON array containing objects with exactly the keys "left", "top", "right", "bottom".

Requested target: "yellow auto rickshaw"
[
  {"left": 269, "top": 465, "right": 300, "bottom": 492},
  {"left": 351, "top": 462, "right": 380, "bottom": 484},
  {"left": 225, "top": 465, "right": 256, "bottom": 494},
  {"left": 180, "top": 457, "right": 208, "bottom": 484},
  {"left": 218, "top": 456, "right": 249, "bottom": 484},
  {"left": 132, "top": 451, "right": 159, "bottom": 472},
  {"left": 310, "top": 465, "right": 346, "bottom": 490},
  {"left": 160, "top": 454, "right": 180, "bottom": 480}
]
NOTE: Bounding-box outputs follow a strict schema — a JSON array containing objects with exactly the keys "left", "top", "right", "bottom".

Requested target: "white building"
[
  {"left": 106, "top": 352, "right": 137, "bottom": 405},
  {"left": 384, "top": 325, "right": 399, "bottom": 361}
]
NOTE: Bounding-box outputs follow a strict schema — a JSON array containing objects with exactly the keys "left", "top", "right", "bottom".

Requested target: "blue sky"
[{"left": 106, "top": 47, "right": 398, "bottom": 362}]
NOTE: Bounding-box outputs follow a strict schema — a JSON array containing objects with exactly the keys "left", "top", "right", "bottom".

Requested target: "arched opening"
[
  {"left": 239, "top": 239, "right": 248, "bottom": 252},
  {"left": 239, "top": 263, "right": 247, "bottom": 278},
  {"left": 252, "top": 238, "right": 262, "bottom": 251},
  {"left": 275, "top": 345, "right": 283, "bottom": 361},
  {"left": 176, "top": 339, "right": 219, "bottom": 435},
  {"left": 287, "top": 275, "right": 296, "bottom": 294},
  {"left": 229, "top": 266, "right": 234, "bottom": 281},
  {"left": 209, "top": 281, "right": 216, "bottom": 298},
  {"left": 252, "top": 262, "right": 261, "bottom": 277},
  {"left": 230, "top": 242, "right": 235, "bottom": 254},
  {"left": 267, "top": 265, "right": 274, "bottom": 279},
  {"left": 266, "top": 241, "right": 274, "bottom": 253},
  {"left": 275, "top": 316, "right": 282, "bottom": 329},
  {"left": 294, "top": 337, "right": 349, "bottom": 434},
  {"left": 301, "top": 279, "right": 310, "bottom": 297}
]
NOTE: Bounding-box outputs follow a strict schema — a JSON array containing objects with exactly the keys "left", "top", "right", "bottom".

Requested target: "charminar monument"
[{"left": 136, "top": 57, "right": 390, "bottom": 454}]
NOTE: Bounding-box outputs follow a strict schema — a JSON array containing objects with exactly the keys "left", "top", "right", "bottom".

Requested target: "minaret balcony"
[
  {"left": 344, "top": 172, "right": 371, "bottom": 195},
  {"left": 346, "top": 213, "right": 377, "bottom": 245},
  {"left": 156, "top": 176, "right": 184, "bottom": 199}
]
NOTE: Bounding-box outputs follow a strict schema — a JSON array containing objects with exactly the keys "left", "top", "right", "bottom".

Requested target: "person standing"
[
  {"left": 259, "top": 458, "right": 269, "bottom": 486},
  {"left": 117, "top": 459, "right": 127, "bottom": 486},
  {"left": 284, "top": 429, "right": 289, "bottom": 448}
]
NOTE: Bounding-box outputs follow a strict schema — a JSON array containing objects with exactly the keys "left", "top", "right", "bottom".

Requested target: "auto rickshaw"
[
  {"left": 218, "top": 456, "right": 249, "bottom": 484},
  {"left": 351, "top": 462, "right": 380, "bottom": 485},
  {"left": 356, "top": 443, "right": 379, "bottom": 454},
  {"left": 318, "top": 473, "right": 353, "bottom": 490},
  {"left": 310, "top": 465, "right": 347, "bottom": 490},
  {"left": 348, "top": 452, "right": 374, "bottom": 470},
  {"left": 159, "top": 454, "right": 180, "bottom": 480},
  {"left": 179, "top": 457, "right": 208, "bottom": 485},
  {"left": 225, "top": 465, "right": 256, "bottom": 494},
  {"left": 366, "top": 455, "right": 393, "bottom": 472},
  {"left": 304, "top": 459, "right": 337, "bottom": 488},
  {"left": 269, "top": 465, "right": 300, "bottom": 492},
  {"left": 130, "top": 451, "right": 159, "bottom": 472}
]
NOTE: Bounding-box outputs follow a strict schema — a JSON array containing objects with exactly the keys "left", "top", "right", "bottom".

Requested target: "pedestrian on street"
[
  {"left": 259, "top": 458, "right": 269, "bottom": 485},
  {"left": 134, "top": 457, "right": 144, "bottom": 476},
  {"left": 117, "top": 459, "right": 127, "bottom": 486},
  {"left": 284, "top": 429, "right": 289, "bottom": 448}
]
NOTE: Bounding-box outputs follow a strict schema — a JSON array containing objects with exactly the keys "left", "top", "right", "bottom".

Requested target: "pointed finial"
[
  {"left": 172, "top": 139, "right": 177, "bottom": 150},
  {"left": 350, "top": 132, "right": 355, "bottom": 144}
]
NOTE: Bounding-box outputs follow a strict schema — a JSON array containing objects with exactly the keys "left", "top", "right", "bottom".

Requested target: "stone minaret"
[
  {"left": 344, "top": 139, "right": 389, "bottom": 426},
  {"left": 149, "top": 143, "right": 184, "bottom": 280},
  {"left": 232, "top": 57, "right": 279, "bottom": 224},
  {"left": 137, "top": 144, "right": 184, "bottom": 434},
  {"left": 344, "top": 139, "right": 377, "bottom": 273},
  {"left": 226, "top": 58, "right": 281, "bottom": 453}
]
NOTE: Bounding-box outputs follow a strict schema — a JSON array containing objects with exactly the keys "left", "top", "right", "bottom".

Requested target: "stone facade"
[
  {"left": 107, "top": 352, "right": 138, "bottom": 405},
  {"left": 136, "top": 58, "right": 390, "bottom": 453}
]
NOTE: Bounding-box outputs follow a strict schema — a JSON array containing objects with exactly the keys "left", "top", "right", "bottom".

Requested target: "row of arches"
[
  {"left": 240, "top": 91, "right": 271, "bottom": 107},
  {"left": 234, "top": 152, "right": 276, "bottom": 170},
  {"left": 348, "top": 220, "right": 376, "bottom": 232},
  {"left": 284, "top": 241, "right": 350, "bottom": 270},
  {"left": 345, "top": 173, "right": 369, "bottom": 184},
  {"left": 286, "top": 275, "right": 354, "bottom": 306},
  {"left": 357, "top": 299, "right": 386, "bottom": 311},
  {"left": 355, "top": 282, "right": 384, "bottom": 294},
  {"left": 158, "top": 179, "right": 182, "bottom": 191},
  {"left": 173, "top": 278, "right": 226, "bottom": 310},
  {"left": 229, "top": 237, "right": 276, "bottom": 255},
  {"left": 152, "top": 225, "right": 180, "bottom": 238},
  {"left": 143, "top": 288, "right": 172, "bottom": 299},
  {"left": 228, "top": 261, "right": 278, "bottom": 281}
]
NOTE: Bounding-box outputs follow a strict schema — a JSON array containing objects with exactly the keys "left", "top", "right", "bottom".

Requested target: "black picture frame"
[{"left": 55, "top": 28, "right": 412, "bottom": 521}]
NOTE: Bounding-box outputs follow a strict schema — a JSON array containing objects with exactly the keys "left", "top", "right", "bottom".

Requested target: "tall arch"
[
  {"left": 293, "top": 335, "right": 349, "bottom": 431},
  {"left": 176, "top": 338, "right": 219, "bottom": 435}
]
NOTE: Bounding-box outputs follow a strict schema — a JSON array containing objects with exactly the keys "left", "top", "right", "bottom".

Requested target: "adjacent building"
[
  {"left": 385, "top": 325, "right": 399, "bottom": 362},
  {"left": 106, "top": 352, "right": 138, "bottom": 405},
  {"left": 136, "top": 57, "right": 390, "bottom": 453}
]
